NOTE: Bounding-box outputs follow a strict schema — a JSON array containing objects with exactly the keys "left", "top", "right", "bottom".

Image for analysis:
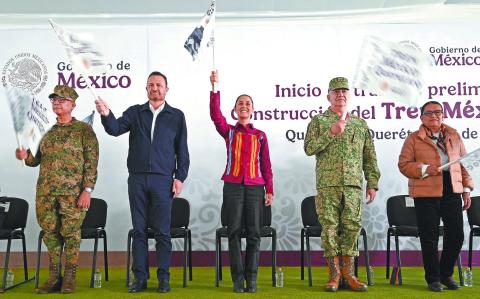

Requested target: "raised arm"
[
  {"left": 98, "top": 98, "right": 134, "bottom": 137},
  {"left": 304, "top": 117, "right": 336, "bottom": 156},
  {"left": 16, "top": 147, "right": 41, "bottom": 167},
  {"left": 209, "top": 70, "right": 230, "bottom": 137}
]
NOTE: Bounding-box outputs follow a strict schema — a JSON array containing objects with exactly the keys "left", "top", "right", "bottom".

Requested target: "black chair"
[
  {"left": 215, "top": 203, "right": 277, "bottom": 287},
  {"left": 386, "top": 195, "right": 463, "bottom": 285},
  {"left": 0, "top": 197, "right": 32, "bottom": 291},
  {"left": 35, "top": 197, "right": 109, "bottom": 289},
  {"left": 467, "top": 196, "right": 480, "bottom": 270},
  {"left": 126, "top": 197, "right": 192, "bottom": 288},
  {"left": 299, "top": 196, "right": 372, "bottom": 287}
]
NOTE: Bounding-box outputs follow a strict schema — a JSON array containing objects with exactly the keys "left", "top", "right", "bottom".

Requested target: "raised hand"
[
  {"left": 15, "top": 148, "right": 28, "bottom": 160},
  {"left": 210, "top": 70, "right": 219, "bottom": 91},
  {"left": 95, "top": 97, "right": 110, "bottom": 117}
]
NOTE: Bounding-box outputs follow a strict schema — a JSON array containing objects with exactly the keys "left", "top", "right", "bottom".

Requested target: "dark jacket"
[{"left": 101, "top": 101, "right": 189, "bottom": 181}]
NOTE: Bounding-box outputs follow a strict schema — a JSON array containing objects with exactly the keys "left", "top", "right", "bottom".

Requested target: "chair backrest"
[
  {"left": 171, "top": 197, "right": 190, "bottom": 228},
  {"left": 0, "top": 197, "right": 28, "bottom": 230},
  {"left": 467, "top": 196, "right": 480, "bottom": 227},
  {"left": 81, "top": 197, "right": 107, "bottom": 229},
  {"left": 386, "top": 195, "right": 417, "bottom": 227},
  {"left": 301, "top": 196, "right": 320, "bottom": 227},
  {"left": 146, "top": 197, "right": 190, "bottom": 229},
  {"left": 220, "top": 202, "right": 272, "bottom": 227}
]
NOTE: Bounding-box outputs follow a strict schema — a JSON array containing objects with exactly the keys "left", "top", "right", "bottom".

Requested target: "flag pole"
[
  {"left": 16, "top": 133, "right": 25, "bottom": 167},
  {"left": 49, "top": 18, "right": 100, "bottom": 108},
  {"left": 439, "top": 149, "right": 479, "bottom": 171},
  {"left": 212, "top": 1, "right": 217, "bottom": 92}
]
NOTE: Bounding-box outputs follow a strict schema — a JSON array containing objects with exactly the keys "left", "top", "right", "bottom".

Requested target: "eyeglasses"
[
  {"left": 422, "top": 110, "right": 443, "bottom": 117},
  {"left": 50, "top": 97, "right": 71, "bottom": 104}
]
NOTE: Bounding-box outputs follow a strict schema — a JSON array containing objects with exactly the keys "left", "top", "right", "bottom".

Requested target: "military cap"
[
  {"left": 48, "top": 85, "right": 79, "bottom": 102},
  {"left": 328, "top": 77, "right": 349, "bottom": 92}
]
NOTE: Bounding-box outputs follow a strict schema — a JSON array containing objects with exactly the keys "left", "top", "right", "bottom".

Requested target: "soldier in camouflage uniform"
[
  {"left": 15, "top": 85, "right": 99, "bottom": 294},
  {"left": 304, "top": 77, "right": 380, "bottom": 292}
]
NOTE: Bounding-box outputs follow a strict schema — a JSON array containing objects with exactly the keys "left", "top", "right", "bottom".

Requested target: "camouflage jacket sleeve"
[
  {"left": 362, "top": 121, "right": 380, "bottom": 189},
  {"left": 25, "top": 149, "right": 41, "bottom": 167},
  {"left": 82, "top": 125, "right": 99, "bottom": 189},
  {"left": 304, "top": 116, "right": 336, "bottom": 156}
]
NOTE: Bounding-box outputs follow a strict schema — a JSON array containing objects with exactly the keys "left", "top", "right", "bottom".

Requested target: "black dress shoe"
[
  {"left": 157, "top": 279, "right": 171, "bottom": 293},
  {"left": 428, "top": 281, "right": 443, "bottom": 292},
  {"left": 441, "top": 277, "right": 460, "bottom": 290},
  {"left": 245, "top": 281, "right": 257, "bottom": 293},
  {"left": 233, "top": 281, "right": 244, "bottom": 293},
  {"left": 128, "top": 280, "right": 147, "bottom": 293}
]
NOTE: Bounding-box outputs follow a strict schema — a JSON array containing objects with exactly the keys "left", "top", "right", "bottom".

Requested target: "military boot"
[
  {"left": 36, "top": 258, "right": 62, "bottom": 294},
  {"left": 325, "top": 256, "right": 341, "bottom": 292},
  {"left": 340, "top": 256, "right": 367, "bottom": 292},
  {"left": 61, "top": 264, "right": 77, "bottom": 293}
]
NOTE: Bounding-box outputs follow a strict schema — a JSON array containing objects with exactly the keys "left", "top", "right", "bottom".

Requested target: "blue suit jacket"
[{"left": 101, "top": 101, "right": 189, "bottom": 182}]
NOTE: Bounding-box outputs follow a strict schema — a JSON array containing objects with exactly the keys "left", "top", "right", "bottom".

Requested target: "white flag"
[
  {"left": 49, "top": 19, "right": 107, "bottom": 76},
  {"left": 5, "top": 87, "right": 31, "bottom": 134},
  {"left": 460, "top": 148, "right": 480, "bottom": 172},
  {"left": 460, "top": 148, "right": 480, "bottom": 188},
  {"left": 184, "top": 0, "right": 215, "bottom": 61},
  {"left": 353, "top": 36, "right": 433, "bottom": 106},
  {"left": 5, "top": 87, "right": 51, "bottom": 157},
  {"left": 82, "top": 110, "right": 95, "bottom": 126}
]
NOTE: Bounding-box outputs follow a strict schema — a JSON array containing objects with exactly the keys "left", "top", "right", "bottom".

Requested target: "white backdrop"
[{"left": 1, "top": 17, "right": 479, "bottom": 253}]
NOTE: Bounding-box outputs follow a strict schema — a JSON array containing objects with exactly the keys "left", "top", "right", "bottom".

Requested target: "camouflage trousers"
[
  {"left": 316, "top": 186, "right": 363, "bottom": 257},
  {"left": 36, "top": 195, "right": 86, "bottom": 266}
]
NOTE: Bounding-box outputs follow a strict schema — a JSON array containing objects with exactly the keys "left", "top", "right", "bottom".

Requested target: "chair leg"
[
  {"left": 35, "top": 231, "right": 44, "bottom": 289},
  {"left": 183, "top": 234, "right": 187, "bottom": 288},
  {"left": 457, "top": 255, "right": 464, "bottom": 286},
  {"left": 272, "top": 229, "right": 277, "bottom": 287},
  {"left": 362, "top": 229, "right": 372, "bottom": 286},
  {"left": 126, "top": 231, "right": 132, "bottom": 288},
  {"left": 300, "top": 228, "right": 305, "bottom": 281},
  {"left": 103, "top": 231, "right": 109, "bottom": 281},
  {"left": 21, "top": 232, "right": 28, "bottom": 281},
  {"left": 392, "top": 233, "right": 402, "bottom": 285},
  {"left": 2, "top": 238, "right": 12, "bottom": 289},
  {"left": 218, "top": 235, "right": 223, "bottom": 281},
  {"left": 90, "top": 236, "right": 99, "bottom": 288},
  {"left": 215, "top": 231, "right": 220, "bottom": 287},
  {"left": 386, "top": 231, "right": 391, "bottom": 279},
  {"left": 188, "top": 230, "right": 193, "bottom": 281},
  {"left": 468, "top": 230, "right": 473, "bottom": 270},
  {"left": 306, "top": 234, "right": 313, "bottom": 287}
]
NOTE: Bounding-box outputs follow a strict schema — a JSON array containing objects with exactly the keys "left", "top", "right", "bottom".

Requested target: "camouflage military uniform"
[
  {"left": 25, "top": 118, "right": 99, "bottom": 265},
  {"left": 304, "top": 109, "right": 380, "bottom": 257}
]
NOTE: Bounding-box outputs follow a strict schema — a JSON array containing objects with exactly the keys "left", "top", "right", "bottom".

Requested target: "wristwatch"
[{"left": 84, "top": 187, "right": 93, "bottom": 193}]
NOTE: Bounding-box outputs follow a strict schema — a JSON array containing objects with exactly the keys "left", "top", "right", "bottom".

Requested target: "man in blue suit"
[{"left": 96, "top": 71, "right": 189, "bottom": 293}]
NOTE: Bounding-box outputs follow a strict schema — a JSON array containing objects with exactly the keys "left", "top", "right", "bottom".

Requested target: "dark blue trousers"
[{"left": 128, "top": 173, "right": 173, "bottom": 281}]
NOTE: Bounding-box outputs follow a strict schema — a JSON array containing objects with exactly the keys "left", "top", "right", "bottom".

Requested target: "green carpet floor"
[{"left": 1, "top": 266, "right": 479, "bottom": 298}]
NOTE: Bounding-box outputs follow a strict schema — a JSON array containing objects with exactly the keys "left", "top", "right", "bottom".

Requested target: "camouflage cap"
[
  {"left": 328, "top": 77, "right": 349, "bottom": 92},
  {"left": 48, "top": 85, "right": 79, "bottom": 102}
]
